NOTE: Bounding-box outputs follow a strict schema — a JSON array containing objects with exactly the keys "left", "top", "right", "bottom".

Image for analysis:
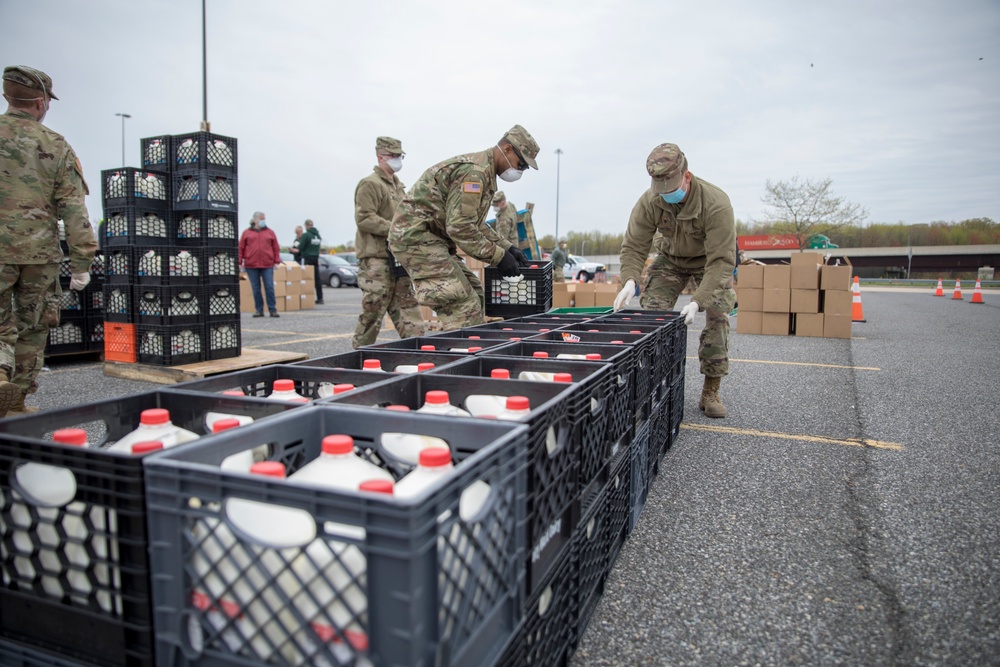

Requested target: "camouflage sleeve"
[
  {"left": 445, "top": 170, "right": 507, "bottom": 265},
  {"left": 619, "top": 194, "right": 657, "bottom": 287},
  {"left": 692, "top": 203, "right": 737, "bottom": 310},
  {"left": 55, "top": 146, "right": 98, "bottom": 273},
  {"left": 354, "top": 178, "right": 391, "bottom": 237}
]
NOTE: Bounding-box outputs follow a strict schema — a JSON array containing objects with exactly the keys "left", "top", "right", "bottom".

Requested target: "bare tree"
[{"left": 760, "top": 177, "right": 869, "bottom": 249}]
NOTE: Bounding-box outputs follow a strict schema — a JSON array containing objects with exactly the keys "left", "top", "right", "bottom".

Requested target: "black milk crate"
[
  {"left": 102, "top": 284, "right": 133, "bottom": 322},
  {"left": 573, "top": 482, "right": 609, "bottom": 649},
  {"left": 446, "top": 320, "right": 571, "bottom": 335},
  {"left": 205, "top": 319, "right": 241, "bottom": 360},
  {"left": 133, "top": 246, "right": 203, "bottom": 285},
  {"left": 172, "top": 169, "right": 238, "bottom": 213},
  {"left": 481, "top": 340, "right": 636, "bottom": 455},
  {"left": 599, "top": 309, "right": 688, "bottom": 391},
  {"left": 324, "top": 373, "right": 579, "bottom": 596},
  {"left": 134, "top": 285, "right": 205, "bottom": 326},
  {"left": 605, "top": 448, "right": 631, "bottom": 571},
  {"left": 102, "top": 248, "right": 132, "bottom": 284},
  {"left": 46, "top": 313, "right": 87, "bottom": 355},
  {"left": 0, "top": 391, "right": 298, "bottom": 667},
  {"left": 101, "top": 168, "right": 169, "bottom": 209},
  {"left": 627, "top": 420, "right": 652, "bottom": 536},
  {"left": 420, "top": 329, "right": 537, "bottom": 343},
  {"left": 140, "top": 135, "right": 172, "bottom": 172},
  {"left": 289, "top": 349, "right": 467, "bottom": 372},
  {"left": 510, "top": 313, "right": 594, "bottom": 325},
  {"left": 205, "top": 283, "right": 241, "bottom": 321},
  {"left": 484, "top": 262, "right": 553, "bottom": 318},
  {"left": 170, "top": 364, "right": 395, "bottom": 403},
  {"left": 57, "top": 286, "right": 84, "bottom": 313},
  {"left": 0, "top": 638, "right": 87, "bottom": 667},
  {"left": 85, "top": 317, "right": 105, "bottom": 352},
  {"left": 137, "top": 324, "right": 206, "bottom": 366},
  {"left": 84, "top": 280, "right": 104, "bottom": 312},
  {"left": 203, "top": 245, "right": 240, "bottom": 283},
  {"left": 101, "top": 204, "right": 171, "bottom": 248},
  {"left": 143, "top": 404, "right": 528, "bottom": 667},
  {"left": 429, "top": 355, "right": 614, "bottom": 503},
  {"left": 498, "top": 550, "right": 578, "bottom": 667},
  {"left": 669, "top": 373, "right": 685, "bottom": 446},
  {"left": 90, "top": 252, "right": 106, "bottom": 280},
  {"left": 362, "top": 335, "right": 513, "bottom": 354},
  {"left": 171, "top": 131, "right": 238, "bottom": 173},
  {"left": 172, "top": 210, "right": 239, "bottom": 246}
]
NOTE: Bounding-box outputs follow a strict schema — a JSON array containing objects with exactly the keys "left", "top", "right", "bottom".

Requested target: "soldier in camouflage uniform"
[
  {"left": 616, "top": 143, "right": 736, "bottom": 418},
  {"left": 491, "top": 191, "right": 519, "bottom": 246},
  {"left": 1, "top": 66, "right": 97, "bottom": 417},
  {"left": 352, "top": 136, "right": 426, "bottom": 348},
  {"left": 550, "top": 240, "right": 569, "bottom": 283},
  {"left": 388, "top": 125, "right": 539, "bottom": 330}
]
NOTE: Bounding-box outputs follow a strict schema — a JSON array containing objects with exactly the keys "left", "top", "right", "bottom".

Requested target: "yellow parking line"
[
  {"left": 681, "top": 423, "right": 903, "bottom": 450},
  {"left": 686, "top": 356, "right": 880, "bottom": 371}
]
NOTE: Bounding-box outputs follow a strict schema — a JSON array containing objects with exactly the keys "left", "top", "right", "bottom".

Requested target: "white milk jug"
[
  {"left": 416, "top": 390, "right": 471, "bottom": 417},
  {"left": 107, "top": 408, "right": 199, "bottom": 452},
  {"left": 288, "top": 435, "right": 394, "bottom": 490},
  {"left": 379, "top": 406, "right": 452, "bottom": 466}
]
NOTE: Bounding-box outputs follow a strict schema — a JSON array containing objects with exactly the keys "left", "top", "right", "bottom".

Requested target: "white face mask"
[
  {"left": 386, "top": 157, "right": 403, "bottom": 173},
  {"left": 497, "top": 145, "right": 524, "bottom": 183}
]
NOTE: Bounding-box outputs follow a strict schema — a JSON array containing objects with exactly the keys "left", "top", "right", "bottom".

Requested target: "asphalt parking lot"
[{"left": 23, "top": 284, "right": 1000, "bottom": 666}]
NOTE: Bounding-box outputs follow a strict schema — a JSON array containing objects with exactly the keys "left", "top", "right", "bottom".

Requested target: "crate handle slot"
[
  {"left": 223, "top": 497, "right": 316, "bottom": 549},
  {"left": 12, "top": 462, "right": 78, "bottom": 507}
]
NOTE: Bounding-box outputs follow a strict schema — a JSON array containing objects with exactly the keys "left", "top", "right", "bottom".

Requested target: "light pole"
[
  {"left": 581, "top": 239, "right": 588, "bottom": 257},
  {"left": 115, "top": 113, "right": 131, "bottom": 166},
  {"left": 554, "top": 148, "right": 563, "bottom": 243}
]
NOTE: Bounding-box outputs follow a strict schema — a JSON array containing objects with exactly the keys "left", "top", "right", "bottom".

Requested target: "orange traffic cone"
[
  {"left": 952, "top": 279, "right": 963, "bottom": 300},
  {"left": 970, "top": 278, "right": 985, "bottom": 305},
  {"left": 933, "top": 278, "right": 944, "bottom": 297},
  {"left": 851, "top": 276, "right": 866, "bottom": 323}
]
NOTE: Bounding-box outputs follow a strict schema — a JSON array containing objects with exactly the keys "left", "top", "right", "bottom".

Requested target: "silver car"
[
  {"left": 318, "top": 255, "right": 359, "bottom": 288},
  {"left": 563, "top": 255, "right": 606, "bottom": 282}
]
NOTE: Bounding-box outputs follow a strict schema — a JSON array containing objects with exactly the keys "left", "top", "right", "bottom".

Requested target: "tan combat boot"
[
  {"left": 0, "top": 372, "right": 20, "bottom": 418},
  {"left": 699, "top": 376, "right": 727, "bottom": 418}
]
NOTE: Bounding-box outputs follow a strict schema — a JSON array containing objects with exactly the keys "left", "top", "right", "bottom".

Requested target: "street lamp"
[
  {"left": 115, "top": 112, "right": 131, "bottom": 166},
  {"left": 554, "top": 148, "right": 563, "bottom": 243},
  {"left": 581, "top": 239, "right": 588, "bottom": 257}
]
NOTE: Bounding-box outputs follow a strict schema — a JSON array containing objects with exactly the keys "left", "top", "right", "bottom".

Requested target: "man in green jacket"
[
  {"left": 615, "top": 143, "right": 736, "bottom": 418},
  {"left": 299, "top": 219, "right": 323, "bottom": 304},
  {"left": 352, "top": 136, "right": 425, "bottom": 347}
]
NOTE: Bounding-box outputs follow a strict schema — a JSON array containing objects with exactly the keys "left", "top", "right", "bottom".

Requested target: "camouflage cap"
[
  {"left": 376, "top": 136, "right": 404, "bottom": 155},
  {"left": 492, "top": 191, "right": 506, "bottom": 205},
  {"left": 646, "top": 143, "right": 688, "bottom": 193},
  {"left": 2, "top": 65, "right": 58, "bottom": 100},
  {"left": 502, "top": 125, "right": 539, "bottom": 169}
]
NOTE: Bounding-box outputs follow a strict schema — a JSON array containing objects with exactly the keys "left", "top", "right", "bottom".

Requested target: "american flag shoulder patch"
[{"left": 462, "top": 182, "right": 482, "bottom": 194}]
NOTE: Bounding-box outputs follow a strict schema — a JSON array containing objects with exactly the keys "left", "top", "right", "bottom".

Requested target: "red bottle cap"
[
  {"left": 425, "top": 390, "right": 450, "bottom": 405},
  {"left": 132, "top": 441, "right": 164, "bottom": 454},
  {"left": 362, "top": 359, "right": 382, "bottom": 370},
  {"left": 273, "top": 379, "right": 295, "bottom": 392},
  {"left": 491, "top": 368, "right": 511, "bottom": 379},
  {"left": 468, "top": 346, "right": 483, "bottom": 352},
  {"left": 221, "top": 390, "right": 245, "bottom": 396},
  {"left": 52, "top": 428, "right": 88, "bottom": 446},
  {"left": 140, "top": 408, "right": 170, "bottom": 425},
  {"left": 212, "top": 418, "right": 241, "bottom": 432},
  {"left": 420, "top": 345, "right": 436, "bottom": 351},
  {"left": 585, "top": 353, "right": 603, "bottom": 360},
  {"left": 333, "top": 383, "right": 355, "bottom": 394},
  {"left": 359, "top": 479, "right": 394, "bottom": 494},
  {"left": 417, "top": 362, "right": 435, "bottom": 372},
  {"left": 251, "top": 461, "right": 286, "bottom": 478},
  {"left": 419, "top": 448, "right": 452, "bottom": 468},
  {"left": 385, "top": 404, "right": 411, "bottom": 411},
  {"left": 554, "top": 373, "right": 573, "bottom": 383},
  {"left": 322, "top": 434, "right": 355, "bottom": 455},
  {"left": 533, "top": 351, "right": 549, "bottom": 358},
  {"left": 506, "top": 396, "right": 530, "bottom": 411}
]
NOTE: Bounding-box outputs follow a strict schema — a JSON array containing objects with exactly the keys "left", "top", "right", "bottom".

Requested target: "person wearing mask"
[
  {"left": 352, "top": 137, "right": 424, "bottom": 347},
  {"left": 615, "top": 143, "right": 736, "bottom": 418},
  {"left": 491, "top": 191, "right": 519, "bottom": 246},
  {"left": 238, "top": 211, "right": 282, "bottom": 317},
  {"left": 290, "top": 225, "right": 304, "bottom": 264},
  {"left": 388, "top": 125, "right": 538, "bottom": 330},
  {"left": 551, "top": 239, "right": 569, "bottom": 283},
  {"left": 0, "top": 66, "right": 98, "bottom": 418},
  {"left": 299, "top": 219, "right": 324, "bottom": 304}
]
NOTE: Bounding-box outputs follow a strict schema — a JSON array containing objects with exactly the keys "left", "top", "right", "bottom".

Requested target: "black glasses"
[{"left": 510, "top": 146, "right": 529, "bottom": 171}]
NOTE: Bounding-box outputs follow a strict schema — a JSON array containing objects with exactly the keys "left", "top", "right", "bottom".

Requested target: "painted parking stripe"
[
  {"left": 681, "top": 423, "right": 903, "bottom": 450},
  {"left": 686, "top": 357, "right": 880, "bottom": 371}
]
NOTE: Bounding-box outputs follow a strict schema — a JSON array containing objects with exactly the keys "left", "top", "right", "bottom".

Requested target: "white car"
[{"left": 562, "top": 255, "right": 606, "bottom": 282}]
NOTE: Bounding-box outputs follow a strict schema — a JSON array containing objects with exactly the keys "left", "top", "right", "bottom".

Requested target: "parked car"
[
  {"left": 318, "top": 254, "right": 358, "bottom": 288},
  {"left": 563, "top": 255, "right": 606, "bottom": 282},
  {"left": 332, "top": 251, "right": 359, "bottom": 266}
]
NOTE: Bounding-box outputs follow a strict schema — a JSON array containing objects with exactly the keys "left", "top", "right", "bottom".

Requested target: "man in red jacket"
[{"left": 238, "top": 211, "right": 282, "bottom": 317}]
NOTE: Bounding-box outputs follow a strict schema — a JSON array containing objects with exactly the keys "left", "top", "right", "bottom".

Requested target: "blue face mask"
[
  {"left": 661, "top": 187, "right": 686, "bottom": 205},
  {"left": 257, "top": 220, "right": 267, "bottom": 229}
]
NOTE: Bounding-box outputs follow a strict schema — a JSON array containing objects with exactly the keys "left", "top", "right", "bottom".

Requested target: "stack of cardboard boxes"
[
  {"left": 736, "top": 252, "right": 854, "bottom": 339},
  {"left": 240, "top": 262, "right": 317, "bottom": 313},
  {"left": 551, "top": 281, "right": 620, "bottom": 309}
]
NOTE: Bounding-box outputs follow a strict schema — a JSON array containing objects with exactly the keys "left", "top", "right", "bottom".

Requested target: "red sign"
[{"left": 738, "top": 234, "right": 800, "bottom": 251}]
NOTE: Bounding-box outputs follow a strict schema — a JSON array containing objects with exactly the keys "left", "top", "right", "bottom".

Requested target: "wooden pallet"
[{"left": 103, "top": 348, "right": 308, "bottom": 384}]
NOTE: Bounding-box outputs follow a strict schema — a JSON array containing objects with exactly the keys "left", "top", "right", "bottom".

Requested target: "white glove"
[
  {"left": 680, "top": 300, "right": 699, "bottom": 325},
  {"left": 613, "top": 279, "right": 637, "bottom": 311},
  {"left": 69, "top": 272, "right": 91, "bottom": 291}
]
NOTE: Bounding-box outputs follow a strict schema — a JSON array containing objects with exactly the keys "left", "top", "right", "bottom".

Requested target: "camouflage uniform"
[
  {"left": 619, "top": 145, "right": 736, "bottom": 378},
  {"left": 1, "top": 66, "right": 97, "bottom": 412},
  {"left": 550, "top": 244, "right": 569, "bottom": 283},
  {"left": 352, "top": 136, "right": 425, "bottom": 347},
  {"left": 491, "top": 192, "right": 519, "bottom": 246},
  {"left": 388, "top": 125, "right": 540, "bottom": 331}
]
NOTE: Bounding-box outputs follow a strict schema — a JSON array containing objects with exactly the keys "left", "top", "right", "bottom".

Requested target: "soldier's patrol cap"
[
  {"left": 376, "top": 136, "right": 404, "bottom": 155},
  {"left": 3, "top": 66, "right": 58, "bottom": 100},
  {"left": 646, "top": 143, "right": 688, "bottom": 193},
  {"left": 502, "top": 125, "right": 540, "bottom": 170},
  {"left": 492, "top": 191, "right": 506, "bottom": 205}
]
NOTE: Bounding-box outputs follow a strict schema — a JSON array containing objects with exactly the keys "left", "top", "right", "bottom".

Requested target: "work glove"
[
  {"left": 497, "top": 249, "right": 522, "bottom": 278},
  {"left": 69, "top": 272, "right": 91, "bottom": 291},
  {"left": 613, "top": 279, "right": 637, "bottom": 311},
  {"left": 680, "top": 300, "right": 699, "bottom": 325},
  {"left": 509, "top": 246, "right": 530, "bottom": 267}
]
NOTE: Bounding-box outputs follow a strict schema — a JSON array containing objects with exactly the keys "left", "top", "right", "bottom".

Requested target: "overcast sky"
[{"left": 4, "top": 0, "right": 998, "bottom": 248}]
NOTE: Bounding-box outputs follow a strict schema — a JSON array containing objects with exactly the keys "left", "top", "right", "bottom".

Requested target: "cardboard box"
[
  {"left": 273, "top": 265, "right": 287, "bottom": 281},
  {"left": 303, "top": 264, "right": 315, "bottom": 281},
  {"left": 552, "top": 283, "right": 576, "bottom": 309},
  {"left": 823, "top": 290, "right": 852, "bottom": 316},
  {"left": 737, "top": 288, "right": 763, "bottom": 312},
  {"left": 284, "top": 263, "right": 303, "bottom": 282},
  {"left": 272, "top": 279, "right": 288, "bottom": 298},
  {"left": 594, "top": 284, "right": 618, "bottom": 307},
  {"left": 823, "top": 313, "right": 852, "bottom": 339},
  {"left": 285, "top": 279, "right": 301, "bottom": 297},
  {"left": 463, "top": 256, "right": 487, "bottom": 271},
  {"left": 300, "top": 293, "right": 315, "bottom": 310},
  {"left": 763, "top": 265, "right": 791, "bottom": 289},
  {"left": 283, "top": 294, "right": 300, "bottom": 312},
  {"left": 272, "top": 295, "right": 285, "bottom": 312},
  {"left": 299, "top": 280, "right": 309, "bottom": 296},
  {"left": 790, "top": 289, "right": 820, "bottom": 314},
  {"left": 574, "top": 283, "right": 596, "bottom": 308},
  {"left": 239, "top": 274, "right": 256, "bottom": 313},
  {"left": 761, "top": 312, "right": 792, "bottom": 336},
  {"left": 736, "top": 310, "right": 762, "bottom": 334},
  {"left": 821, "top": 265, "right": 852, "bottom": 291},
  {"left": 762, "top": 288, "right": 790, "bottom": 313},
  {"left": 790, "top": 265, "right": 820, "bottom": 289},
  {"left": 790, "top": 251, "right": 825, "bottom": 267},
  {"left": 795, "top": 313, "right": 825, "bottom": 337},
  {"left": 738, "top": 264, "right": 764, "bottom": 289}
]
